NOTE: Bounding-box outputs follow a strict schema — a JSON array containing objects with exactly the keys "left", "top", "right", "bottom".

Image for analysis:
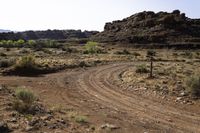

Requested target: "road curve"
[
  {"left": 0, "top": 62, "right": 199, "bottom": 132},
  {"left": 74, "top": 62, "right": 200, "bottom": 132}
]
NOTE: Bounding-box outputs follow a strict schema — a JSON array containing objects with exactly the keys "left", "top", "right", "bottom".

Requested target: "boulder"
[{"left": 0, "top": 122, "right": 10, "bottom": 133}]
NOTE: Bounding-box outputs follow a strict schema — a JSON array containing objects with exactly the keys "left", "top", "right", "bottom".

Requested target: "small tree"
[
  {"left": 16, "top": 39, "right": 25, "bottom": 47},
  {"left": 146, "top": 50, "right": 156, "bottom": 78},
  {"left": 6, "top": 40, "right": 14, "bottom": 47}
]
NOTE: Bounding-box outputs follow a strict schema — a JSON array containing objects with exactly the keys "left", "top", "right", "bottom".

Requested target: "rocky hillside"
[
  {"left": 92, "top": 10, "right": 200, "bottom": 45},
  {"left": 0, "top": 30, "right": 98, "bottom": 40}
]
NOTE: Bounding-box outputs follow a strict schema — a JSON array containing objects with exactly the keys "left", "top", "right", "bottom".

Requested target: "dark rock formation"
[
  {"left": 0, "top": 29, "right": 11, "bottom": 33},
  {"left": 92, "top": 10, "right": 200, "bottom": 45},
  {"left": 0, "top": 30, "right": 99, "bottom": 40}
]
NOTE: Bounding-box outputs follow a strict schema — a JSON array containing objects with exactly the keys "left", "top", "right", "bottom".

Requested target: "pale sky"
[{"left": 0, "top": 0, "right": 199, "bottom": 31}]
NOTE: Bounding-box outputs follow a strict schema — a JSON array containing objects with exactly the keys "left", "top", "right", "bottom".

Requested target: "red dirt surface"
[{"left": 0, "top": 62, "right": 200, "bottom": 133}]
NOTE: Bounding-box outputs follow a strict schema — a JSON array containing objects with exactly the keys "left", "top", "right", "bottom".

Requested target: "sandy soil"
[{"left": 0, "top": 62, "right": 200, "bottom": 133}]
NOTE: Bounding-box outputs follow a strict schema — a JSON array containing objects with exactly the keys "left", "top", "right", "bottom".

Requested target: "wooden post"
[{"left": 150, "top": 56, "right": 153, "bottom": 78}]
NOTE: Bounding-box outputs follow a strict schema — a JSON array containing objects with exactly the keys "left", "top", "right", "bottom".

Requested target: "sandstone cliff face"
[{"left": 92, "top": 10, "right": 200, "bottom": 44}]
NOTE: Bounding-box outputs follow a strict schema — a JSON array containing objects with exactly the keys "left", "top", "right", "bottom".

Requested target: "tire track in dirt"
[
  {"left": 104, "top": 64, "right": 200, "bottom": 130},
  {"left": 75, "top": 62, "right": 200, "bottom": 132},
  {"left": 0, "top": 62, "right": 200, "bottom": 132}
]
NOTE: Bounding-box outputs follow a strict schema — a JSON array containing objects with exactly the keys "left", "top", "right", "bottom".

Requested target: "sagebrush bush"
[
  {"left": 13, "top": 88, "right": 36, "bottom": 113},
  {"left": 75, "top": 115, "right": 88, "bottom": 123},
  {"left": 15, "top": 55, "right": 37, "bottom": 69},
  {"left": 136, "top": 64, "right": 149, "bottom": 73},
  {"left": 186, "top": 76, "right": 200, "bottom": 97},
  {"left": 16, "top": 89, "right": 36, "bottom": 104}
]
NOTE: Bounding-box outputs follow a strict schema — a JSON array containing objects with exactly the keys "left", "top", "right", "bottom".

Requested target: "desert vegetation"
[
  {"left": 13, "top": 88, "right": 36, "bottom": 113},
  {"left": 0, "top": 41, "right": 200, "bottom": 133},
  {"left": 186, "top": 76, "right": 200, "bottom": 97},
  {"left": 0, "top": 10, "right": 200, "bottom": 133}
]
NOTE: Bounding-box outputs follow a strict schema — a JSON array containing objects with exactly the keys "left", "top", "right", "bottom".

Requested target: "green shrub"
[
  {"left": 68, "top": 111, "right": 88, "bottom": 124},
  {"left": 45, "top": 40, "right": 57, "bottom": 48},
  {"left": 15, "top": 89, "right": 36, "bottom": 104},
  {"left": 15, "top": 39, "right": 25, "bottom": 46},
  {"left": 15, "top": 55, "right": 37, "bottom": 69},
  {"left": 13, "top": 88, "right": 36, "bottom": 113},
  {"left": 136, "top": 64, "right": 149, "bottom": 73},
  {"left": 84, "top": 41, "right": 98, "bottom": 54},
  {"left": 186, "top": 76, "right": 200, "bottom": 97},
  {"left": 75, "top": 115, "right": 88, "bottom": 123}
]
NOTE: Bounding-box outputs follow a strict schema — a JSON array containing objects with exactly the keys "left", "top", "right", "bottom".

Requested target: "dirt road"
[{"left": 1, "top": 62, "right": 200, "bottom": 132}]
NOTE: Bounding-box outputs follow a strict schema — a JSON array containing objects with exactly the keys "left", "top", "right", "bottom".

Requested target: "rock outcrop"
[
  {"left": 0, "top": 30, "right": 98, "bottom": 40},
  {"left": 92, "top": 10, "right": 200, "bottom": 45}
]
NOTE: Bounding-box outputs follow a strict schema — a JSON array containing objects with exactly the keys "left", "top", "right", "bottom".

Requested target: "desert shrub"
[
  {"left": 0, "top": 52, "right": 7, "bottom": 56},
  {"left": 15, "top": 39, "right": 25, "bottom": 47},
  {"left": 67, "top": 111, "right": 88, "bottom": 123},
  {"left": 186, "top": 76, "right": 200, "bottom": 97},
  {"left": 68, "top": 48, "right": 78, "bottom": 53},
  {"left": 78, "top": 61, "right": 89, "bottom": 67},
  {"left": 136, "top": 64, "right": 149, "bottom": 73},
  {"left": 181, "top": 51, "right": 193, "bottom": 58},
  {"left": 42, "top": 48, "right": 52, "bottom": 54},
  {"left": 66, "top": 38, "right": 89, "bottom": 44},
  {"left": 96, "top": 47, "right": 107, "bottom": 54},
  {"left": 45, "top": 40, "right": 57, "bottom": 48},
  {"left": 15, "top": 89, "right": 36, "bottom": 104},
  {"left": 13, "top": 88, "right": 36, "bottom": 113},
  {"left": 147, "top": 50, "right": 156, "bottom": 57},
  {"left": 84, "top": 41, "right": 98, "bottom": 54},
  {"left": 29, "top": 40, "right": 61, "bottom": 49},
  {"left": 28, "top": 40, "right": 36, "bottom": 46},
  {"left": 6, "top": 40, "right": 14, "bottom": 46},
  {"left": 115, "top": 49, "right": 130, "bottom": 55},
  {"left": 15, "top": 55, "right": 37, "bottom": 69},
  {"left": 0, "top": 40, "right": 26, "bottom": 48},
  {"left": 19, "top": 49, "right": 30, "bottom": 54},
  {"left": 0, "top": 59, "right": 15, "bottom": 68},
  {"left": 132, "top": 52, "right": 141, "bottom": 57},
  {"left": 62, "top": 47, "right": 71, "bottom": 53},
  {"left": 75, "top": 115, "right": 88, "bottom": 123}
]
